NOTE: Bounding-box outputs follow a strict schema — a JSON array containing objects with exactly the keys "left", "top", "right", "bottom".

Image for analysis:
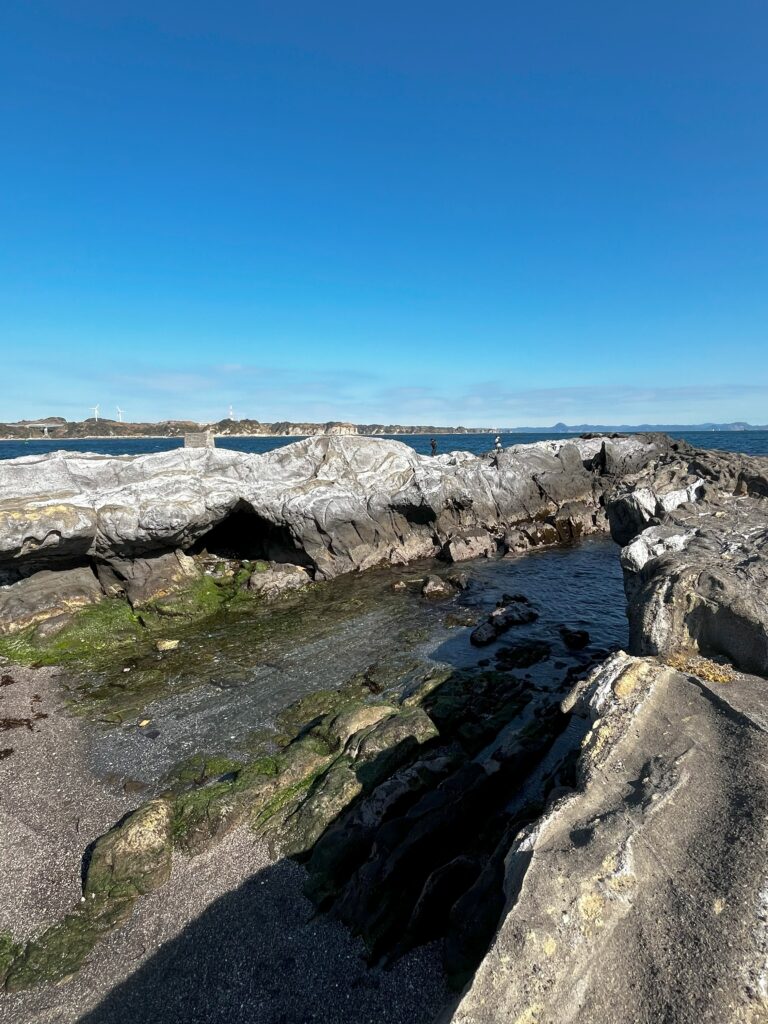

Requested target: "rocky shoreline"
[
  {"left": 0, "top": 417, "right": 497, "bottom": 442},
  {"left": 1, "top": 433, "right": 767, "bottom": 1022}
]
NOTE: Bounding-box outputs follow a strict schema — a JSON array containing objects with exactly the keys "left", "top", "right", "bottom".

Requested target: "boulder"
[
  {"left": 84, "top": 799, "right": 173, "bottom": 900},
  {"left": 325, "top": 704, "right": 397, "bottom": 749},
  {"left": 442, "top": 530, "right": 497, "bottom": 562},
  {"left": 421, "top": 575, "right": 456, "bottom": 600},
  {"left": 278, "top": 762, "right": 364, "bottom": 857},
  {"left": 494, "top": 640, "right": 551, "bottom": 669},
  {"left": 470, "top": 603, "right": 539, "bottom": 646},
  {"left": 0, "top": 566, "right": 104, "bottom": 635},
  {"left": 560, "top": 626, "right": 590, "bottom": 650},
  {"left": 344, "top": 708, "right": 440, "bottom": 788},
  {"left": 247, "top": 561, "right": 312, "bottom": 599},
  {"left": 97, "top": 549, "right": 199, "bottom": 607}
]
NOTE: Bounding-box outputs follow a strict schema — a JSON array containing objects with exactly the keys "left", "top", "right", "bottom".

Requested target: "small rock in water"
[
  {"left": 422, "top": 576, "right": 456, "bottom": 600},
  {"left": 445, "top": 611, "right": 477, "bottom": 628},
  {"left": 447, "top": 571, "right": 471, "bottom": 591},
  {"left": 495, "top": 640, "right": 551, "bottom": 669},
  {"left": 155, "top": 639, "right": 180, "bottom": 652},
  {"left": 470, "top": 602, "right": 539, "bottom": 646},
  {"left": 559, "top": 627, "right": 590, "bottom": 650},
  {"left": 391, "top": 580, "right": 408, "bottom": 592}
]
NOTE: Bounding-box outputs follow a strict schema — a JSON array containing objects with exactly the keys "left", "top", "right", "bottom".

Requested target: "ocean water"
[{"left": 1, "top": 429, "right": 767, "bottom": 461}]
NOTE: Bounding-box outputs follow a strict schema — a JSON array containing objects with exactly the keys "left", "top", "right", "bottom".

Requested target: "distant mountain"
[{"left": 535, "top": 421, "right": 768, "bottom": 433}]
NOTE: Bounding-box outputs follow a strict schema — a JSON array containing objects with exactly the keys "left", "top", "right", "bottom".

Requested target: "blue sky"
[{"left": 1, "top": 1, "right": 767, "bottom": 426}]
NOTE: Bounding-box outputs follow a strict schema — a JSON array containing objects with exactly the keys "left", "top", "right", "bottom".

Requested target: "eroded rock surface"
[
  {"left": 607, "top": 445, "right": 768, "bottom": 675},
  {"left": 448, "top": 652, "right": 768, "bottom": 1024},
  {"left": 0, "top": 434, "right": 669, "bottom": 635}
]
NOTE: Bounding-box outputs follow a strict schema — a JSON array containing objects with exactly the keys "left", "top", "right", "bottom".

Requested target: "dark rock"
[
  {"left": 494, "top": 640, "right": 551, "bottom": 669},
  {"left": 447, "top": 571, "right": 470, "bottom": 590},
  {"left": 559, "top": 626, "right": 590, "bottom": 649},
  {"left": 470, "top": 603, "right": 539, "bottom": 646},
  {"left": 405, "top": 856, "right": 483, "bottom": 944}
]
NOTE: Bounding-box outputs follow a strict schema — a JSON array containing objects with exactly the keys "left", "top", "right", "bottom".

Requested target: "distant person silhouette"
[{"left": 430, "top": 438, "right": 437, "bottom": 456}]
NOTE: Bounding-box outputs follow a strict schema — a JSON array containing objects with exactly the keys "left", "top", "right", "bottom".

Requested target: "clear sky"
[{"left": 1, "top": 2, "right": 767, "bottom": 426}]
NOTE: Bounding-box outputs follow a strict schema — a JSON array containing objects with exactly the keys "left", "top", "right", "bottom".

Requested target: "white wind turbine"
[
  {"left": 91, "top": 404, "right": 100, "bottom": 422},
  {"left": 116, "top": 406, "right": 124, "bottom": 423}
]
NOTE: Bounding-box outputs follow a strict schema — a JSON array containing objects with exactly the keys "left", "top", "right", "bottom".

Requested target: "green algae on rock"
[
  {"left": 0, "top": 931, "right": 22, "bottom": 988},
  {"left": 84, "top": 799, "right": 174, "bottom": 900}
]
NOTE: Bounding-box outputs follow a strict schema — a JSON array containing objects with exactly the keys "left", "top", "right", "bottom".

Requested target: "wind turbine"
[
  {"left": 91, "top": 404, "right": 100, "bottom": 422},
  {"left": 116, "top": 406, "right": 124, "bottom": 423}
]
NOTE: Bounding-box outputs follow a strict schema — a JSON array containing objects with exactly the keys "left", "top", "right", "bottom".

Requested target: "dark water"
[
  {"left": 1, "top": 430, "right": 767, "bottom": 461},
  {"left": 84, "top": 536, "right": 627, "bottom": 787}
]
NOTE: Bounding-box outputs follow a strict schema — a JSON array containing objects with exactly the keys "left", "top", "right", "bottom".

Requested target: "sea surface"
[{"left": 1, "top": 429, "right": 767, "bottom": 461}]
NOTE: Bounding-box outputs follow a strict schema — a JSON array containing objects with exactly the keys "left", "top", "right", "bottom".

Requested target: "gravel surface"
[
  {"left": 2, "top": 827, "right": 449, "bottom": 1024},
  {"left": 0, "top": 664, "right": 135, "bottom": 939},
  {"left": 0, "top": 666, "right": 449, "bottom": 1024}
]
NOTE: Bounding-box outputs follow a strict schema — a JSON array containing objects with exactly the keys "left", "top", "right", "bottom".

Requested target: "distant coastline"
[{"left": 1, "top": 416, "right": 767, "bottom": 442}]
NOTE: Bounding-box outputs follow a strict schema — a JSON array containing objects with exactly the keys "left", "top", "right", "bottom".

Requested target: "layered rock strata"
[{"left": 0, "top": 433, "right": 670, "bottom": 636}]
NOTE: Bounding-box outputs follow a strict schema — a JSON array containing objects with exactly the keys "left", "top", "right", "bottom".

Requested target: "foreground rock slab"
[{"left": 447, "top": 652, "right": 768, "bottom": 1024}]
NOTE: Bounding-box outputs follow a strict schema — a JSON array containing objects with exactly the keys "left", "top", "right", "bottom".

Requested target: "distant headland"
[{"left": 1, "top": 416, "right": 767, "bottom": 441}]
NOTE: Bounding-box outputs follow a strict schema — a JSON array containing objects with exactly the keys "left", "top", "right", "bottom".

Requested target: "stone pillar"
[{"left": 184, "top": 431, "right": 215, "bottom": 448}]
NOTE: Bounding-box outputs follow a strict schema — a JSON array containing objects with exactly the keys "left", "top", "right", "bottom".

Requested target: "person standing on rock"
[{"left": 430, "top": 438, "right": 437, "bottom": 456}]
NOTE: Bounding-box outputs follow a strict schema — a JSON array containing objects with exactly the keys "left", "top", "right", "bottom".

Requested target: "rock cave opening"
[{"left": 190, "top": 501, "right": 314, "bottom": 568}]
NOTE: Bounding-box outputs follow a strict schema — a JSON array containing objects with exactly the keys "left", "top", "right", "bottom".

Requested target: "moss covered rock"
[
  {"left": 85, "top": 799, "right": 173, "bottom": 900},
  {"left": 3, "top": 895, "right": 132, "bottom": 991},
  {"left": 0, "top": 930, "right": 22, "bottom": 988},
  {"left": 275, "top": 761, "right": 364, "bottom": 857},
  {"left": 324, "top": 704, "right": 397, "bottom": 749}
]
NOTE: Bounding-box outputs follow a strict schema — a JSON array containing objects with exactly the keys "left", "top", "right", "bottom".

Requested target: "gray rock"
[
  {"left": 607, "top": 445, "right": 768, "bottom": 675},
  {"left": 421, "top": 575, "right": 456, "bottom": 600},
  {"left": 0, "top": 566, "right": 104, "bottom": 635},
  {"left": 98, "top": 549, "right": 199, "bottom": 607},
  {"left": 442, "top": 530, "right": 497, "bottom": 562},
  {"left": 247, "top": 562, "right": 312, "bottom": 600},
  {"left": 0, "top": 434, "right": 672, "bottom": 574},
  {"left": 447, "top": 652, "right": 768, "bottom": 1024}
]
